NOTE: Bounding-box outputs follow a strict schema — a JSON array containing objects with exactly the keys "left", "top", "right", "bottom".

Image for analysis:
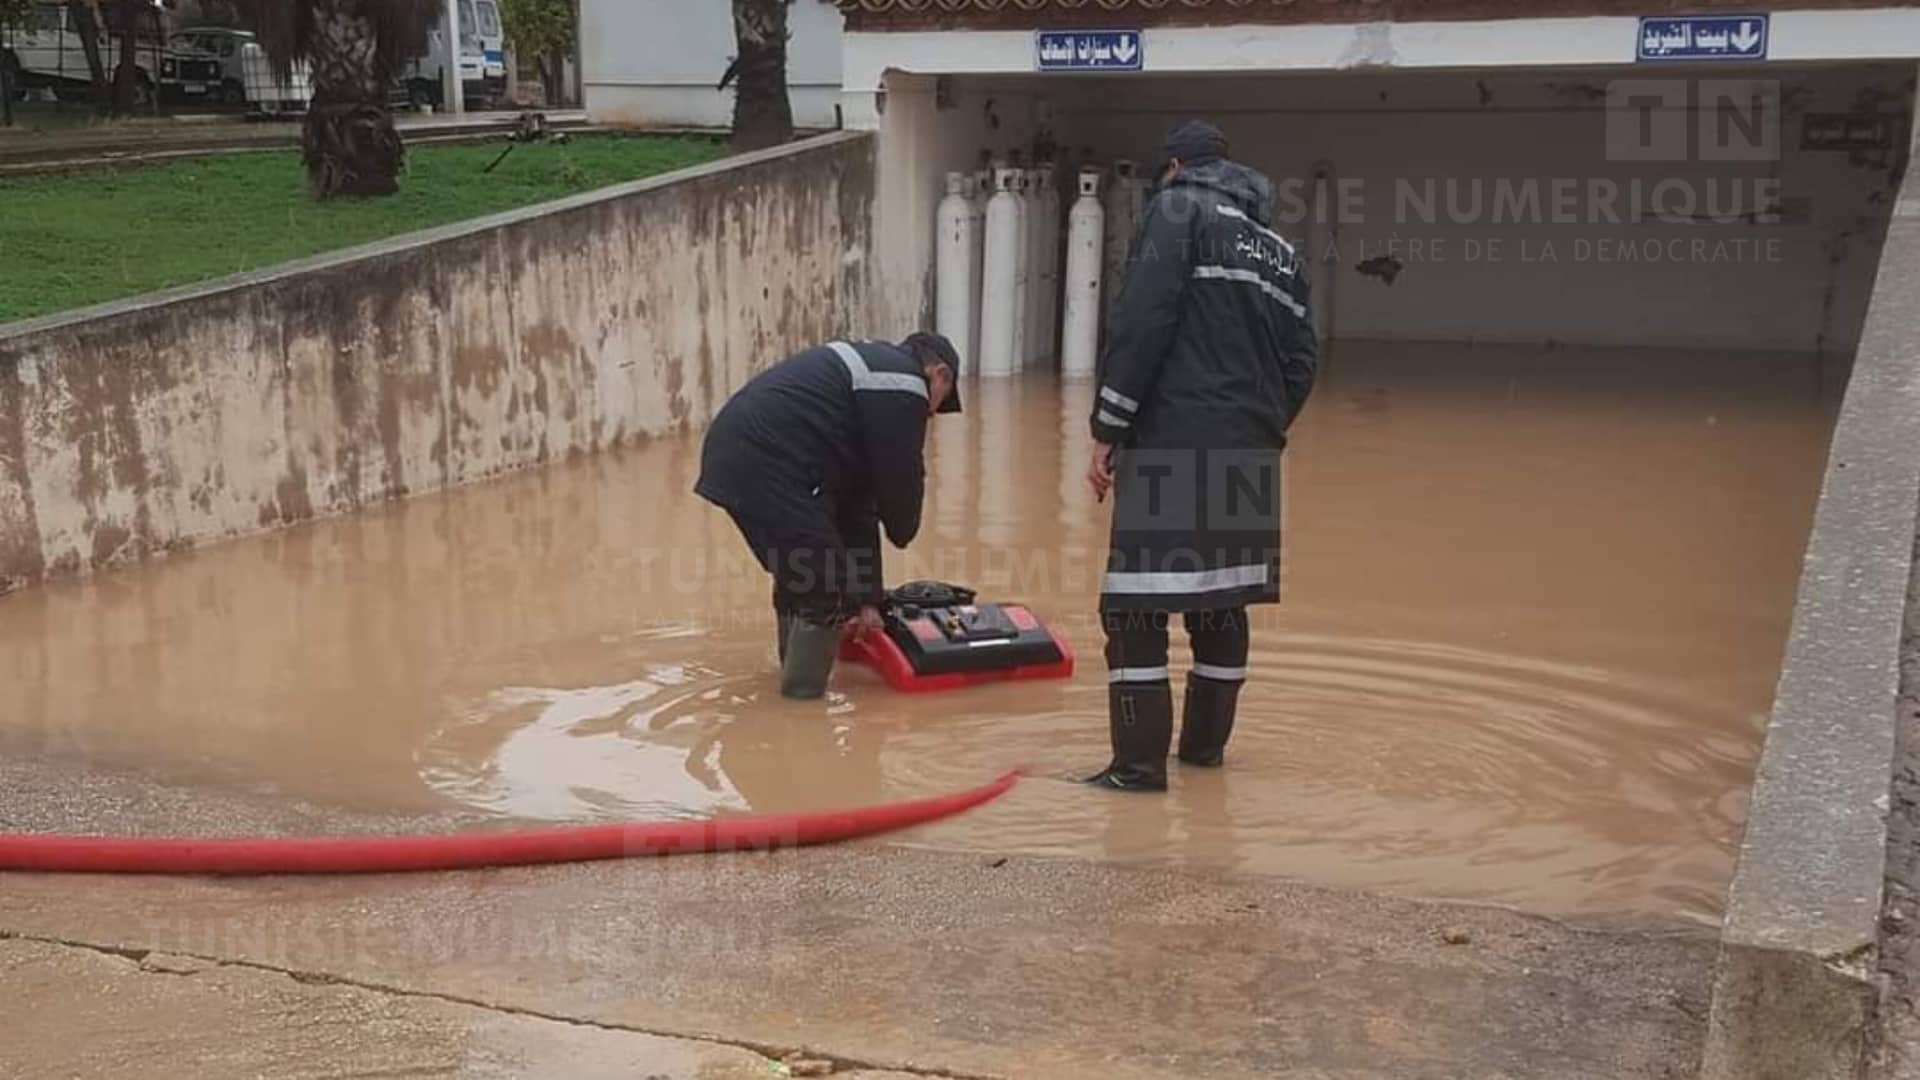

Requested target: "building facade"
[{"left": 581, "top": 0, "right": 845, "bottom": 128}]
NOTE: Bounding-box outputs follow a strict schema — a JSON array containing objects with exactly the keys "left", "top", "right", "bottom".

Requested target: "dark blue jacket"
[
  {"left": 696, "top": 340, "right": 932, "bottom": 586},
  {"left": 1090, "top": 159, "right": 1319, "bottom": 613}
]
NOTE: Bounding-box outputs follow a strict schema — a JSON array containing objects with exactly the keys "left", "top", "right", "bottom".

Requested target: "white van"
[
  {"left": 6, "top": 1, "right": 154, "bottom": 105},
  {"left": 398, "top": 0, "right": 504, "bottom": 109},
  {"left": 473, "top": 0, "right": 505, "bottom": 89}
]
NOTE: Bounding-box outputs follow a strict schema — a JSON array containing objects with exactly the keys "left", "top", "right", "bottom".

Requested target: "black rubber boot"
[
  {"left": 1085, "top": 683, "right": 1172, "bottom": 792},
  {"left": 1178, "top": 676, "right": 1242, "bottom": 767},
  {"left": 779, "top": 615, "right": 839, "bottom": 699}
]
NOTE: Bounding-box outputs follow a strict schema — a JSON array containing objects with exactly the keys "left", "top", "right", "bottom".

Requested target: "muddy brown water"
[{"left": 0, "top": 342, "right": 1837, "bottom": 922}]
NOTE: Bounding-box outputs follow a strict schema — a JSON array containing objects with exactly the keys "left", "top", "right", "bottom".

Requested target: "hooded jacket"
[{"left": 1091, "top": 159, "right": 1319, "bottom": 612}]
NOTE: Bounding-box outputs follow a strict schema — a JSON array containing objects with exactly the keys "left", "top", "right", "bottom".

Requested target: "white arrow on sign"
[
  {"left": 1729, "top": 21, "right": 1761, "bottom": 52},
  {"left": 1113, "top": 35, "right": 1138, "bottom": 64}
]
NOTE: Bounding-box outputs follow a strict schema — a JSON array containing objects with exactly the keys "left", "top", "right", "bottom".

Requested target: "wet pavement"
[
  {"left": 0, "top": 755, "right": 1716, "bottom": 1080},
  {"left": 0, "top": 937, "right": 924, "bottom": 1080},
  {"left": 0, "top": 342, "right": 1836, "bottom": 924}
]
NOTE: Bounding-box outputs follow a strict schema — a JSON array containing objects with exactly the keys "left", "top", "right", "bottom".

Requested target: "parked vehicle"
[
  {"left": 7, "top": 2, "right": 136, "bottom": 103},
  {"left": 4, "top": 2, "right": 220, "bottom": 108},
  {"left": 472, "top": 0, "right": 505, "bottom": 90},
  {"left": 172, "top": 25, "right": 308, "bottom": 116},
  {"left": 173, "top": 25, "right": 251, "bottom": 105},
  {"left": 397, "top": 0, "right": 504, "bottom": 109},
  {"left": 156, "top": 46, "right": 221, "bottom": 104},
  {"left": 9, "top": 2, "right": 138, "bottom": 105}
]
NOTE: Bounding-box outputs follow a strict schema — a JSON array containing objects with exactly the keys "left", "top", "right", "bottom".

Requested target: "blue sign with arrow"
[
  {"left": 1036, "top": 30, "right": 1144, "bottom": 72},
  {"left": 1637, "top": 14, "right": 1768, "bottom": 61}
]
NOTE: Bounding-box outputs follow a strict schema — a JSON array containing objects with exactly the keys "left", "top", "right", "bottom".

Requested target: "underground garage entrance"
[{"left": 852, "top": 60, "right": 1911, "bottom": 924}]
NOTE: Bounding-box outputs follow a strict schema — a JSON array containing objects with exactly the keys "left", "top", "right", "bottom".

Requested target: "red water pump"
[{"left": 838, "top": 581, "right": 1075, "bottom": 692}]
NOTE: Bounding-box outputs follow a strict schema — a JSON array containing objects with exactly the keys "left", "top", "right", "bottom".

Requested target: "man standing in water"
[
  {"left": 696, "top": 334, "right": 962, "bottom": 699},
  {"left": 1085, "top": 120, "right": 1318, "bottom": 791}
]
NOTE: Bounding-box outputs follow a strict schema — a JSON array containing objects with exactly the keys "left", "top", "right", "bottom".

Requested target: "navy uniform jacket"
[
  {"left": 1091, "top": 159, "right": 1318, "bottom": 613},
  {"left": 696, "top": 340, "right": 932, "bottom": 606}
]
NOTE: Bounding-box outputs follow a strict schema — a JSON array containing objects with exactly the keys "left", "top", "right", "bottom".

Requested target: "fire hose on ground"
[{"left": 0, "top": 770, "right": 1021, "bottom": 875}]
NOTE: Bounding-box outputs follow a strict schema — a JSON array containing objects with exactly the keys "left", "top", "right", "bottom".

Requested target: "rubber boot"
[
  {"left": 1085, "top": 683, "right": 1172, "bottom": 792},
  {"left": 779, "top": 615, "right": 839, "bottom": 700},
  {"left": 1178, "top": 676, "right": 1242, "bottom": 767},
  {"left": 776, "top": 612, "right": 792, "bottom": 664}
]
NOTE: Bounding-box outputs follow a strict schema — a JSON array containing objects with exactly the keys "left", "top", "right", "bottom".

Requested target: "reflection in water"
[
  {"left": 418, "top": 665, "right": 752, "bottom": 820},
  {"left": 1059, "top": 380, "right": 1095, "bottom": 527},
  {"left": 0, "top": 344, "right": 1837, "bottom": 921}
]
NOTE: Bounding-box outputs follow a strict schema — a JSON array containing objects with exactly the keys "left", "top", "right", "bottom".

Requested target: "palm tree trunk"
[
  {"left": 729, "top": 0, "right": 791, "bottom": 152},
  {"left": 542, "top": 46, "right": 562, "bottom": 107},
  {"left": 1, "top": 44, "right": 15, "bottom": 128},
  {"left": 68, "top": 0, "right": 110, "bottom": 109},
  {"left": 302, "top": 0, "right": 404, "bottom": 198},
  {"left": 110, "top": 0, "right": 142, "bottom": 114}
]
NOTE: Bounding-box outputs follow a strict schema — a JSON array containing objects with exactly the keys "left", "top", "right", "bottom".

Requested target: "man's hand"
[
  {"left": 857, "top": 605, "right": 885, "bottom": 636},
  {"left": 1087, "top": 442, "right": 1115, "bottom": 503}
]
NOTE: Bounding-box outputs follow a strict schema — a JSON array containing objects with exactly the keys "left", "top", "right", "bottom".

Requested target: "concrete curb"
[
  {"left": 0, "top": 123, "right": 622, "bottom": 178},
  {"left": 1700, "top": 109, "right": 1920, "bottom": 1079},
  {"left": 0, "top": 109, "right": 597, "bottom": 167}
]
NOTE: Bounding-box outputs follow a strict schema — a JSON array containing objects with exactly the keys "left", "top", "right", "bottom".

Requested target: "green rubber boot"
[{"left": 779, "top": 615, "right": 839, "bottom": 700}]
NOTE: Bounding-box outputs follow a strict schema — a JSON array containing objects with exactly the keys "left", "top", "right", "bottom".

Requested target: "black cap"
[
  {"left": 1163, "top": 118, "right": 1228, "bottom": 167},
  {"left": 903, "top": 332, "right": 963, "bottom": 414}
]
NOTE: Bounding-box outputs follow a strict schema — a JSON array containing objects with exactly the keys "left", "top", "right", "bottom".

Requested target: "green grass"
[{"left": 0, "top": 133, "right": 728, "bottom": 323}]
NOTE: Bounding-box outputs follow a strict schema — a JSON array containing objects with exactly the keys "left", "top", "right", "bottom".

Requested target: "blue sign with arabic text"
[
  {"left": 1036, "top": 30, "right": 1144, "bottom": 72},
  {"left": 1637, "top": 15, "right": 1768, "bottom": 61}
]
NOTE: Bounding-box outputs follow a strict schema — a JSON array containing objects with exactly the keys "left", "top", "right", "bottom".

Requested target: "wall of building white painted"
[
  {"left": 857, "top": 63, "right": 1906, "bottom": 354},
  {"left": 841, "top": 8, "right": 1920, "bottom": 91},
  {"left": 582, "top": 0, "right": 844, "bottom": 128}
]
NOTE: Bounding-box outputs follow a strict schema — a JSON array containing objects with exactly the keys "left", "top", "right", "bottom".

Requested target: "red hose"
[{"left": 0, "top": 770, "right": 1021, "bottom": 875}]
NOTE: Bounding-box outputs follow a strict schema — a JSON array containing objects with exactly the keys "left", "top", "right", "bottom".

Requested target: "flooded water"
[{"left": 0, "top": 342, "right": 1837, "bottom": 921}]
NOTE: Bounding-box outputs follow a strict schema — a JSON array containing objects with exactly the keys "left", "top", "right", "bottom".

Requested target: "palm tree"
[
  {"left": 721, "top": 0, "right": 791, "bottom": 151},
  {"left": 250, "top": 0, "right": 432, "bottom": 198},
  {"left": 67, "top": 0, "right": 110, "bottom": 108},
  {"left": 0, "top": 0, "right": 29, "bottom": 126}
]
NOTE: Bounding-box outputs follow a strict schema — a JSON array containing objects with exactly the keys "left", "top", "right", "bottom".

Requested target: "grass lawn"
[{"left": 0, "top": 133, "right": 728, "bottom": 323}]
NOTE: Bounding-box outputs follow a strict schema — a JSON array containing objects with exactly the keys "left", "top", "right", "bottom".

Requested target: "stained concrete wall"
[
  {"left": 1699, "top": 76, "right": 1920, "bottom": 1079},
  {"left": 0, "top": 131, "right": 877, "bottom": 593}
]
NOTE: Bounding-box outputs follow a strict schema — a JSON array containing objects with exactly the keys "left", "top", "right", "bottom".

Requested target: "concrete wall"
[
  {"left": 0, "top": 132, "right": 877, "bottom": 593},
  {"left": 1699, "top": 95, "right": 1920, "bottom": 1078},
  {"left": 855, "top": 64, "right": 1905, "bottom": 353},
  {"left": 582, "top": 0, "right": 844, "bottom": 128}
]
